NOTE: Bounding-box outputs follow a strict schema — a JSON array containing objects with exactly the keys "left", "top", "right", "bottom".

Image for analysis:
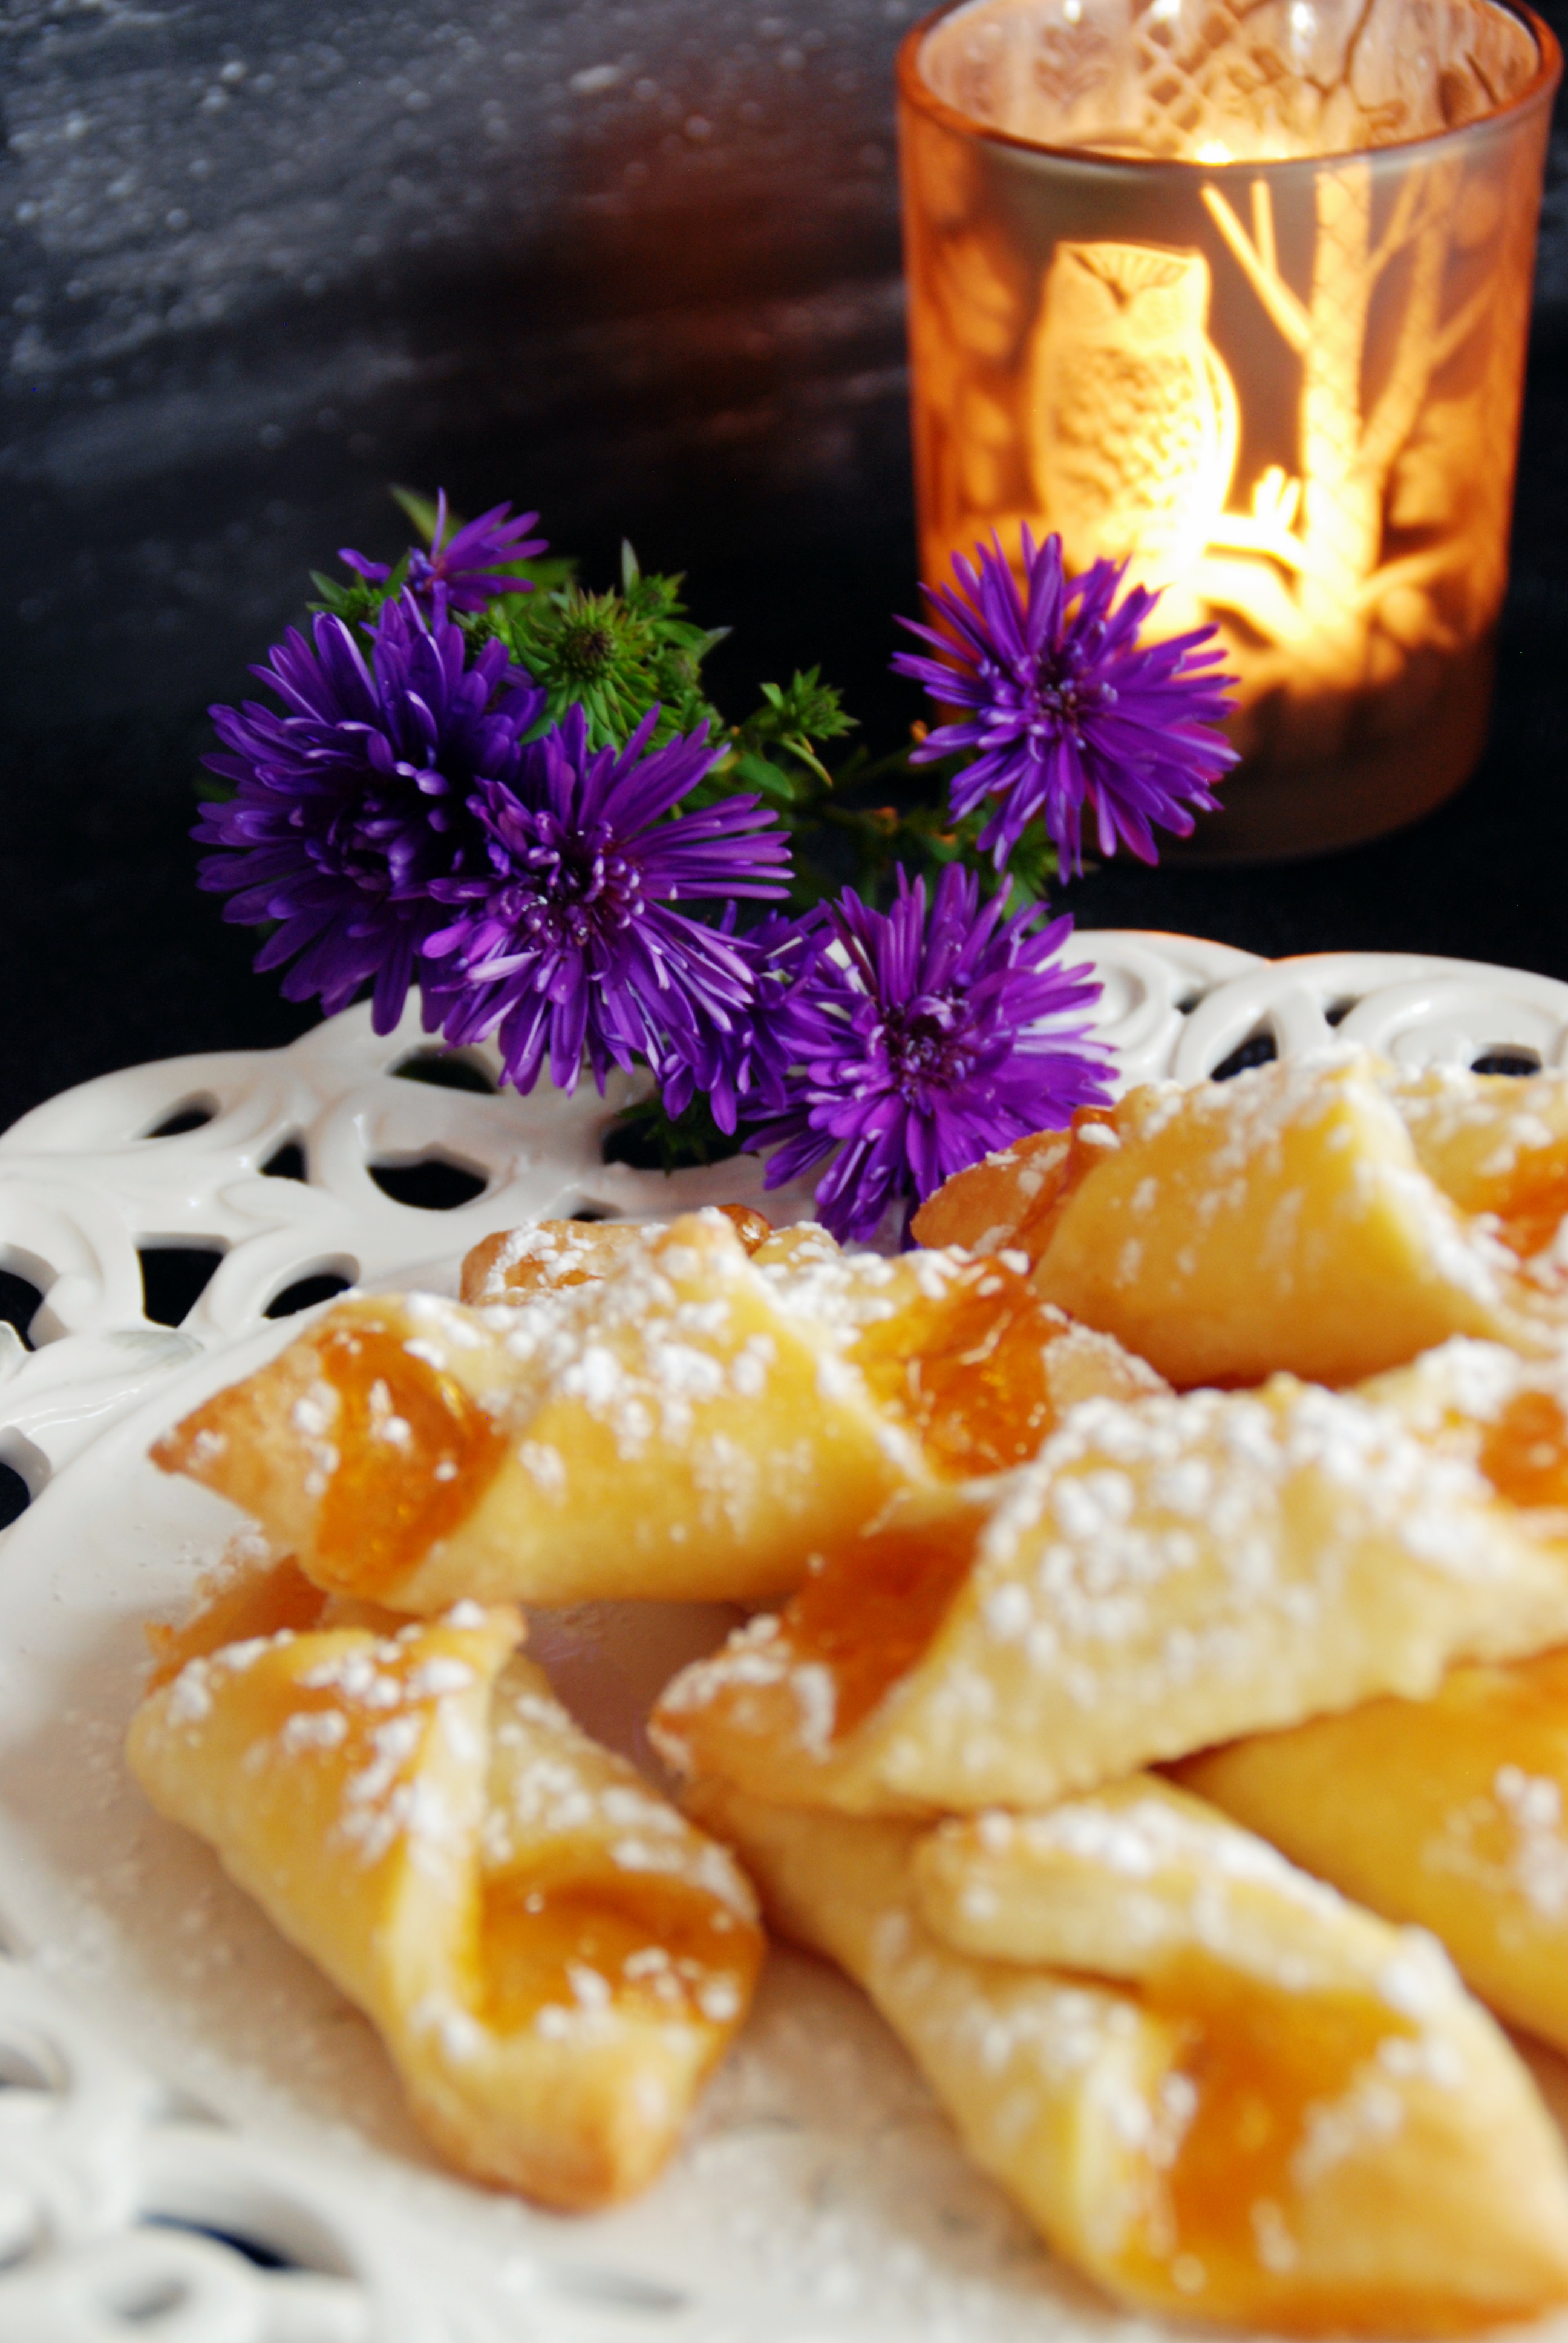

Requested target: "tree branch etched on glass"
[{"left": 897, "top": 0, "right": 1560, "bottom": 857}]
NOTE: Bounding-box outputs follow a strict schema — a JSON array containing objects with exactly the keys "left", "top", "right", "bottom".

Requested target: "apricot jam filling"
[
  {"left": 1478, "top": 1388, "right": 1568, "bottom": 1511},
  {"left": 785, "top": 1509, "right": 985, "bottom": 1739},
  {"left": 1015, "top": 1106, "right": 1120, "bottom": 1257},
  {"left": 145, "top": 1552, "right": 327, "bottom": 1689},
  {"left": 1471, "top": 1147, "right": 1568, "bottom": 1263},
  {"left": 713, "top": 1202, "right": 773, "bottom": 1252},
  {"left": 851, "top": 1256, "right": 1067, "bottom": 1475},
  {"left": 1136, "top": 1948, "right": 1413, "bottom": 2294},
  {"left": 314, "top": 1322, "right": 511, "bottom": 1591},
  {"left": 477, "top": 1867, "right": 761, "bottom": 2031}
]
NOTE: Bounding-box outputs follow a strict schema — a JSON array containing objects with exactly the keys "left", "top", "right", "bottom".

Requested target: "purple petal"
[{"left": 893, "top": 530, "right": 1238, "bottom": 879}]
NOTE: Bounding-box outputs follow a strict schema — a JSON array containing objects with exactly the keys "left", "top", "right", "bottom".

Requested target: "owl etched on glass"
[{"left": 1027, "top": 241, "right": 1238, "bottom": 586}]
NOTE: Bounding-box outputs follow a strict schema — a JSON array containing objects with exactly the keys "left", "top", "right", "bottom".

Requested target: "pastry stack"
[{"left": 130, "top": 1049, "right": 1568, "bottom": 2331}]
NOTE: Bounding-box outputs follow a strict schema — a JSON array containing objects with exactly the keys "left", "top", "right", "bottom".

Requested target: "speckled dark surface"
[{"left": 4, "top": 0, "right": 1568, "bottom": 1137}]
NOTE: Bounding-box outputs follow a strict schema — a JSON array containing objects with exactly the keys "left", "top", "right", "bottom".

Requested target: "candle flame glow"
[{"left": 903, "top": 0, "right": 1554, "bottom": 849}]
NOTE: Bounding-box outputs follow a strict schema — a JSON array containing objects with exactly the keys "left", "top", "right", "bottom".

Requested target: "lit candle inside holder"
[{"left": 897, "top": 0, "right": 1561, "bottom": 859}]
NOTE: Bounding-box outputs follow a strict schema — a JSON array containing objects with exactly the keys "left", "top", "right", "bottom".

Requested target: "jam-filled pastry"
[
  {"left": 128, "top": 1604, "right": 763, "bottom": 2209},
  {"left": 1175, "top": 1643, "right": 1568, "bottom": 2059},
  {"left": 465, "top": 1213, "right": 1163, "bottom": 1476},
  {"left": 690, "top": 1778, "right": 1568, "bottom": 2332},
  {"left": 460, "top": 1204, "right": 774, "bottom": 1305},
  {"left": 653, "top": 1377, "right": 1568, "bottom": 1815},
  {"left": 153, "top": 1210, "right": 929, "bottom": 1610},
  {"left": 155, "top": 1221, "right": 1161, "bottom": 1611},
  {"left": 913, "top": 1053, "right": 1558, "bottom": 1389}
]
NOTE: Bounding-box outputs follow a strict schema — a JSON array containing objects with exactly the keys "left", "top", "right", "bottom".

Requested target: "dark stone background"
[{"left": 4, "top": 0, "right": 1568, "bottom": 1134}]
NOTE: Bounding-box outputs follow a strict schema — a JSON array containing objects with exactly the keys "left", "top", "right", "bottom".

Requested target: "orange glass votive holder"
[{"left": 897, "top": 0, "right": 1561, "bottom": 860}]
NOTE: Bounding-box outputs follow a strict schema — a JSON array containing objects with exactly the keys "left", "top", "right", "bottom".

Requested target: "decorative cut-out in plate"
[{"left": 6, "top": 932, "right": 1568, "bottom": 2343}]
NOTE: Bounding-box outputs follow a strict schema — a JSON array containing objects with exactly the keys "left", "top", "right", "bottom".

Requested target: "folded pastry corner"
[
  {"left": 128, "top": 1605, "right": 763, "bottom": 2209},
  {"left": 460, "top": 1218, "right": 652, "bottom": 1302},
  {"left": 748, "top": 1219, "right": 841, "bottom": 1271},
  {"left": 143, "top": 1531, "right": 328, "bottom": 1689},
  {"left": 910, "top": 1119, "right": 1086, "bottom": 1258},
  {"left": 1385, "top": 1062, "right": 1568, "bottom": 1279},
  {"left": 690, "top": 1776, "right": 1568, "bottom": 2333},
  {"left": 654, "top": 1374, "right": 1568, "bottom": 1815},
  {"left": 915, "top": 1054, "right": 1561, "bottom": 1388},
  {"left": 460, "top": 1204, "right": 774, "bottom": 1305}
]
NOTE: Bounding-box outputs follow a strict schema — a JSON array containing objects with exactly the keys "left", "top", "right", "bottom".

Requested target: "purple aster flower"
[
  {"left": 745, "top": 863, "right": 1113, "bottom": 1245},
  {"left": 197, "top": 592, "right": 547, "bottom": 1032},
  {"left": 658, "top": 911, "right": 826, "bottom": 1136},
  {"left": 340, "top": 490, "right": 546, "bottom": 614},
  {"left": 421, "top": 703, "right": 792, "bottom": 1097},
  {"left": 892, "top": 528, "right": 1238, "bottom": 876}
]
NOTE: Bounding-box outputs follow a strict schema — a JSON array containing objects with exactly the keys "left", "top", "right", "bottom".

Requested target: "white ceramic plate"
[{"left": 8, "top": 934, "right": 1568, "bottom": 2343}]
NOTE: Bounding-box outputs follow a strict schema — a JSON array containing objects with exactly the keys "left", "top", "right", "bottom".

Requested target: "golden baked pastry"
[
  {"left": 463, "top": 1209, "right": 1164, "bottom": 1476},
  {"left": 155, "top": 1215, "right": 1165, "bottom": 1610},
  {"left": 130, "top": 1043, "right": 1568, "bottom": 2283},
  {"left": 128, "top": 1593, "right": 763, "bottom": 2209},
  {"left": 653, "top": 1375, "right": 1568, "bottom": 1814},
  {"left": 1175, "top": 1645, "right": 1568, "bottom": 2059},
  {"left": 692, "top": 1777, "right": 1568, "bottom": 2332},
  {"left": 154, "top": 1210, "right": 929, "bottom": 1610},
  {"left": 913, "top": 1053, "right": 1558, "bottom": 1388}
]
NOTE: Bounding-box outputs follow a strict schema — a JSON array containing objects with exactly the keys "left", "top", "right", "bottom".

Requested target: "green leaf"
[
  {"left": 391, "top": 485, "right": 445, "bottom": 545},
  {"left": 304, "top": 551, "right": 410, "bottom": 628},
  {"left": 738, "top": 752, "right": 810, "bottom": 802},
  {"left": 514, "top": 551, "right": 578, "bottom": 591},
  {"left": 604, "top": 1088, "right": 747, "bottom": 1173},
  {"left": 740, "top": 669, "right": 857, "bottom": 753}
]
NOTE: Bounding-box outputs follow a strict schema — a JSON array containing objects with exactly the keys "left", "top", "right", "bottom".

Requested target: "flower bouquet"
[{"left": 197, "top": 490, "right": 1236, "bottom": 1242}]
